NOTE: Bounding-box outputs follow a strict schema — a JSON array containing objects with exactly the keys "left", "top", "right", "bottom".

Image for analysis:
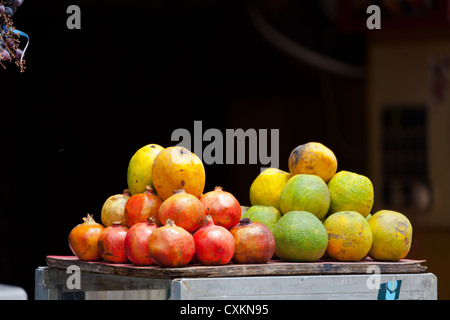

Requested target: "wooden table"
[
  {"left": 45, "top": 255, "right": 428, "bottom": 278},
  {"left": 36, "top": 255, "right": 436, "bottom": 300}
]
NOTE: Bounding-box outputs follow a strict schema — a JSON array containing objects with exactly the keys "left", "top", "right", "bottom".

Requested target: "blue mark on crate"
[{"left": 378, "top": 280, "right": 402, "bottom": 300}]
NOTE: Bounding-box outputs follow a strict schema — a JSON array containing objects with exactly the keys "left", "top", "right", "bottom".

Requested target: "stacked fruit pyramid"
[
  {"left": 68, "top": 142, "right": 413, "bottom": 268},
  {"left": 248, "top": 142, "right": 413, "bottom": 262},
  {"left": 69, "top": 144, "right": 273, "bottom": 267}
]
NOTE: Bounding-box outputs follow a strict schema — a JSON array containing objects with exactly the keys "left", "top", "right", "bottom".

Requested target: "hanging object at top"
[{"left": 0, "top": 0, "right": 28, "bottom": 72}]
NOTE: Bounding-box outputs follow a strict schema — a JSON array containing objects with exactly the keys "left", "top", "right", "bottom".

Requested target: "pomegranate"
[
  {"left": 148, "top": 219, "right": 195, "bottom": 268},
  {"left": 193, "top": 215, "right": 235, "bottom": 266},
  {"left": 157, "top": 189, "right": 206, "bottom": 233},
  {"left": 97, "top": 221, "right": 130, "bottom": 263},
  {"left": 101, "top": 189, "right": 131, "bottom": 227},
  {"left": 68, "top": 214, "right": 105, "bottom": 261},
  {"left": 124, "top": 217, "right": 158, "bottom": 265},
  {"left": 124, "top": 186, "right": 162, "bottom": 227},
  {"left": 200, "top": 186, "right": 241, "bottom": 230},
  {"left": 230, "top": 218, "right": 275, "bottom": 264}
]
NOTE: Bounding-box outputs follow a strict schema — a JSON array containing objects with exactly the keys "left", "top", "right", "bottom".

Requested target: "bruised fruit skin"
[
  {"left": 124, "top": 186, "right": 162, "bottom": 227},
  {"left": 101, "top": 190, "right": 131, "bottom": 227},
  {"left": 68, "top": 214, "right": 105, "bottom": 261},
  {"left": 157, "top": 189, "right": 206, "bottom": 233},
  {"left": 200, "top": 186, "right": 241, "bottom": 230},
  {"left": 127, "top": 144, "right": 164, "bottom": 195},
  {"left": 152, "top": 146, "right": 205, "bottom": 200},
  {"left": 368, "top": 210, "right": 413, "bottom": 261},
  {"left": 288, "top": 142, "right": 337, "bottom": 183},
  {"left": 97, "top": 222, "right": 130, "bottom": 263},
  {"left": 193, "top": 215, "right": 235, "bottom": 266},
  {"left": 230, "top": 218, "right": 275, "bottom": 264},
  {"left": 148, "top": 219, "right": 195, "bottom": 268},
  {"left": 323, "top": 211, "right": 373, "bottom": 262},
  {"left": 124, "top": 217, "right": 158, "bottom": 265}
]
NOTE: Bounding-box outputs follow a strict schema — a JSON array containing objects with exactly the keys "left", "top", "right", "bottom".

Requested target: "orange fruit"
[
  {"left": 288, "top": 142, "right": 337, "bottom": 183},
  {"left": 152, "top": 146, "right": 205, "bottom": 200},
  {"left": 368, "top": 210, "right": 413, "bottom": 261},
  {"left": 273, "top": 211, "right": 328, "bottom": 262},
  {"left": 323, "top": 211, "right": 373, "bottom": 261},
  {"left": 242, "top": 205, "right": 282, "bottom": 233},
  {"left": 279, "top": 174, "right": 330, "bottom": 219},
  {"left": 249, "top": 168, "right": 291, "bottom": 211}
]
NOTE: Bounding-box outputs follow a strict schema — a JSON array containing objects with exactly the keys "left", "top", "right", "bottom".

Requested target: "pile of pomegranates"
[
  {"left": 200, "top": 186, "right": 241, "bottom": 230},
  {"left": 68, "top": 184, "right": 276, "bottom": 268}
]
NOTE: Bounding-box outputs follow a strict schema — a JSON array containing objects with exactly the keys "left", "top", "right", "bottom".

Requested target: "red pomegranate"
[
  {"left": 124, "top": 217, "right": 158, "bottom": 265},
  {"left": 230, "top": 218, "right": 275, "bottom": 264},
  {"left": 200, "top": 186, "right": 241, "bottom": 230},
  {"left": 148, "top": 219, "right": 195, "bottom": 268},
  {"left": 97, "top": 222, "right": 130, "bottom": 263},
  {"left": 157, "top": 189, "right": 206, "bottom": 233},
  {"left": 193, "top": 215, "right": 235, "bottom": 266},
  {"left": 124, "top": 186, "right": 162, "bottom": 227}
]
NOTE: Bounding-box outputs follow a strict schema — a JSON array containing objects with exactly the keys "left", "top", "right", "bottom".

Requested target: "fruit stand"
[
  {"left": 37, "top": 142, "right": 434, "bottom": 300},
  {"left": 35, "top": 256, "right": 436, "bottom": 300}
]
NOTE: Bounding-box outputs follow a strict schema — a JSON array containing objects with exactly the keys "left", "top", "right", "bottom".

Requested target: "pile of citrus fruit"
[
  {"left": 248, "top": 142, "right": 413, "bottom": 262},
  {"left": 68, "top": 141, "right": 413, "bottom": 268}
]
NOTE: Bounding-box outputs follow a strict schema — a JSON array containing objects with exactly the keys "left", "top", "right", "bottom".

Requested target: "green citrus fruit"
[
  {"left": 249, "top": 168, "right": 291, "bottom": 211},
  {"left": 327, "top": 170, "right": 374, "bottom": 218},
  {"left": 279, "top": 174, "right": 330, "bottom": 219},
  {"left": 273, "top": 211, "right": 328, "bottom": 262},
  {"left": 127, "top": 144, "right": 164, "bottom": 195},
  {"left": 368, "top": 210, "right": 413, "bottom": 261},
  {"left": 323, "top": 211, "right": 373, "bottom": 261},
  {"left": 242, "top": 205, "right": 282, "bottom": 233}
]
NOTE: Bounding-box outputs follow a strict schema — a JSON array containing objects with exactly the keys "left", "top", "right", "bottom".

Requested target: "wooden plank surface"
[{"left": 46, "top": 255, "right": 427, "bottom": 279}]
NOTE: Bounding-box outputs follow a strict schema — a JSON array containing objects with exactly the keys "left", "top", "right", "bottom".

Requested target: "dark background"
[{"left": 1, "top": 0, "right": 372, "bottom": 299}]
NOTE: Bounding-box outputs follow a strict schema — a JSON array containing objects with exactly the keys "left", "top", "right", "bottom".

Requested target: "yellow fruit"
[
  {"left": 249, "top": 168, "right": 291, "bottom": 211},
  {"left": 368, "top": 210, "right": 413, "bottom": 261},
  {"left": 101, "top": 191, "right": 131, "bottom": 227},
  {"left": 152, "top": 146, "right": 205, "bottom": 200},
  {"left": 279, "top": 174, "right": 330, "bottom": 219},
  {"left": 288, "top": 142, "right": 337, "bottom": 183},
  {"left": 273, "top": 211, "right": 328, "bottom": 262},
  {"left": 327, "top": 170, "right": 374, "bottom": 218},
  {"left": 242, "top": 205, "right": 282, "bottom": 233},
  {"left": 127, "top": 144, "right": 164, "bottom": 195},
  {"left": 324, "top": 211, "right": 373, "bottom": 261}
]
